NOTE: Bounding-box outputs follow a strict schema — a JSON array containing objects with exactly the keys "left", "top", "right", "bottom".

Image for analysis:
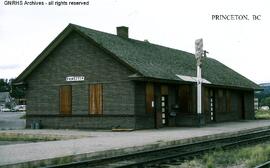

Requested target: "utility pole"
[{"left": 195, "top": 39, "right": 208, "bottom": 127}]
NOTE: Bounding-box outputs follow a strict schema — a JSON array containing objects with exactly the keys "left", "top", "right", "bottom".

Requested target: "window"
[
  {"left": 146, "top": 83, "right": 154, "bottom": 113},
  {"left": 89, "top": 84, "right": 103, "bottom": 114},
  {"left": 59, "top": 85, "right": 72, "bottom": 115}
]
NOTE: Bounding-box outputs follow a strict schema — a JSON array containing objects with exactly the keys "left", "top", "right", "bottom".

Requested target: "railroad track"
[
  {"left": 46, "top": 129, "right": 270, "bottom": 168},
  {"left": 254, "top": 161, "right": 270, "bottom": 168}
]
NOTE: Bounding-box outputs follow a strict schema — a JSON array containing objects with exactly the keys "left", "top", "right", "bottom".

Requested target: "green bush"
[
  {"left": 261, "top": 97, "right": 270, "bottom": 107},
  {"left": 255, "top": 110, "right": 270, "bottom": 119}
]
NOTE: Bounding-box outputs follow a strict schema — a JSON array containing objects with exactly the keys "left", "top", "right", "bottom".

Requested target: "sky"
[{"left": 0, "top": 0, "right": 269, "bottom": 84}]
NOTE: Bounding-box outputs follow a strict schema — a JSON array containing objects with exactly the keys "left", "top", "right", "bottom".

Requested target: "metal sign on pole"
[
  {"left": 195, "top": 39, "right": 203, "bottom": 60},
  {"left": 195, "top": 38, "right": 204, "bottom": 126}
]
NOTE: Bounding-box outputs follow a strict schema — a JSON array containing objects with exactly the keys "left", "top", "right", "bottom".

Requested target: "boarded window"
[
  {"left": 179, "top": 85, "right": 191, "bottom": 113},
  {"left": 60, "top": 85, "right": 72, "bottom": 115},
  {"left": 146, "top": 83, "right": 154, "bottom": 113},
  {"left": 89, "top": 84, "right": 103, "bottom": 114}
]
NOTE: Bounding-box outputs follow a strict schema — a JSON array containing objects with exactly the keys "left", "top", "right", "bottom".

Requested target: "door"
[
  {"left": 161, "top": 95, "right": 169, "bottom": 126},
  {"left": 209, "top": 89, "right": 215, "bottom": 122}
]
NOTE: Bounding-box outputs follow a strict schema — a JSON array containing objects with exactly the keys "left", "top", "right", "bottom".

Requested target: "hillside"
[{"left": 258, "top": 83, "right": 270, "bottom": 95}]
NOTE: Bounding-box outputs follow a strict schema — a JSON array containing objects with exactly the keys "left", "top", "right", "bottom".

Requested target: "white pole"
[
  {"left": 197, "top": 64, "right": 202, "bottom": 114},
  {"left": 195, "top": 38, "right": 204, "bottom": 126}
]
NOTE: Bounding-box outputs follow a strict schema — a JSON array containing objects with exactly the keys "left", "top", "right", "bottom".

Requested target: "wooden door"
[
  {"left": 161, "top": 95, "right": 169, "bottom": 126},
  {"left": 152, "top": 85, "right": 169, "bottom": 128},
  {"left": 209, "top": 89, "right": 215, "bottom": 122}
]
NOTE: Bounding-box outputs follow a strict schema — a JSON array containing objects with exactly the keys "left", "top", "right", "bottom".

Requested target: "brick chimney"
[{"left": 116, "top": 26, "right": 129, "bottom": 38}]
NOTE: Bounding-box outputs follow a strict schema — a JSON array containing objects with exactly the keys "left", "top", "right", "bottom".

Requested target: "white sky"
[{"left": 0, "top": 0, "right": 269, "bottom": 84}]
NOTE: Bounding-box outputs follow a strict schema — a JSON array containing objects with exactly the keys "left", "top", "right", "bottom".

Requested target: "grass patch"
[
  {"left": 0, "top": 134, "right": 60, "bottom": 142},
  {"left": 173, "top": 141, "right": 270, "bottom": 168},
  {"left": 255, "top": 110, "right": 270, "bottom": 119}
]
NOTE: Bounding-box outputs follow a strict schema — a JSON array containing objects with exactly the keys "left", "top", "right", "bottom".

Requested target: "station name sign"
[{"left": 66, "top": 76, "right": 85, "bottom": 82}]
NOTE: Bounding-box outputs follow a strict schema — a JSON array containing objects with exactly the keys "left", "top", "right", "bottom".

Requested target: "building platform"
[{"left": 0, "top": 120, "right": 270, "bottom": 168}]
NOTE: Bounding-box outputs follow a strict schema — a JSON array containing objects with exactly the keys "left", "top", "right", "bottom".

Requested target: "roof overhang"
[
  {"left": 130, "top": 76, "right": 260, "bottom": 91},
  {"left": 175, "top": 74, "right": 211, "bottom": 84}
]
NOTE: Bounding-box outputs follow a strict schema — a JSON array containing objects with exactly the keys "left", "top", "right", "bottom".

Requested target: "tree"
[
  {"left": 0, "top": 78, "right": 25, "bottom": 99},
  {"left": 261, "top": 97, "right": 270, "bottom": 107},
  {"left": 0, "top": 79, "right": 10, "bottom": 92},
  {"left": 9, "top": 79, "right": 25, "bottom": 99}
]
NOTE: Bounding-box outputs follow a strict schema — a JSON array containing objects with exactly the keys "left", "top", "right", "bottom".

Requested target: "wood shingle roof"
[{"left": 15, "top": 23, "right": 260, "bottom": 90}]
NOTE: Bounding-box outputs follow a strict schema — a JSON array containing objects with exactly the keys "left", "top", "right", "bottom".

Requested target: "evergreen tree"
[
  {"left": 0, "top": 79, "right": 10, "bottom": 92},
  {"left": 0, "top": 78, "right": 25, "bottom": 99}
]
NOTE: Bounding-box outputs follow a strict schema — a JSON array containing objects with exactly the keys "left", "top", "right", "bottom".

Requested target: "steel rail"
[{"left": 254, "top": 161, "right": 270, "bottom": 168}]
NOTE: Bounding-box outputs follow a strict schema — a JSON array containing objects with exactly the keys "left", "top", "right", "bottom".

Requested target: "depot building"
[{"left": 14, "top": 24, "right": 260, "bottom": 129}]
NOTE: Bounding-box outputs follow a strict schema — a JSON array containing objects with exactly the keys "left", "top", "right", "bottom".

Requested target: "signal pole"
[{"left": 195, "top": 39, "right": 208, "bottom": 127}]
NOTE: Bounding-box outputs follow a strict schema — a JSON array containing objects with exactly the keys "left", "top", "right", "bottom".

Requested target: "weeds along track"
[
  {"left": 46, "top": 128, "right": 270, "bottom": 168},
  {"left": 254, "top": 160, "right": 270, "bottom": 168}
]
